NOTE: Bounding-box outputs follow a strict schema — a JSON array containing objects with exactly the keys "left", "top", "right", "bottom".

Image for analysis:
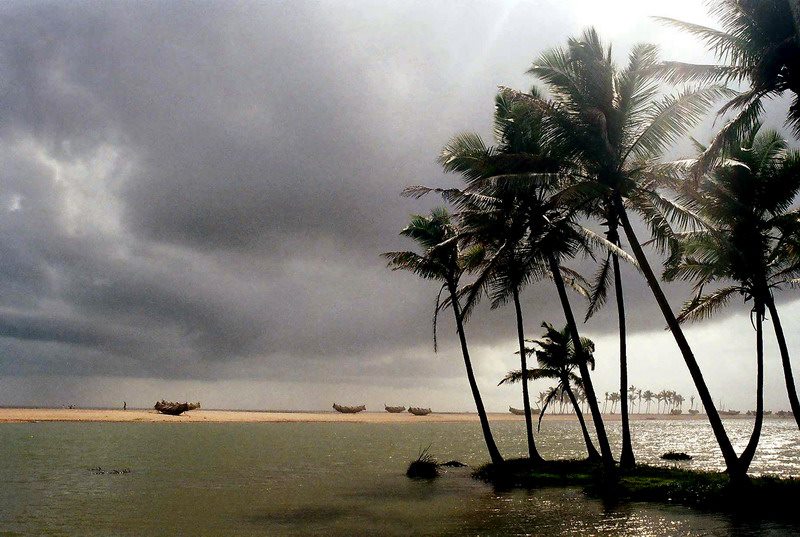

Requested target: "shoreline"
[{"left": 0, "top": 407, "right": 772, "bottom": 423}]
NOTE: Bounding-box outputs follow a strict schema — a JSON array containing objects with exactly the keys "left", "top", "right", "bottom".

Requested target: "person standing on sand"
[{"left": 123, "top": 401, "right": 127, "bottom": 411}]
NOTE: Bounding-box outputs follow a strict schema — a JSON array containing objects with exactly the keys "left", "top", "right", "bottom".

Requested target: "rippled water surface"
[{"left": 0, "top": 418, "right": 798, "bottom": 535}]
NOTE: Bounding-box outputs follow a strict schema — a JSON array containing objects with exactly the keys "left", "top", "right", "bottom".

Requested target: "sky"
[{"left": 0, "top": 0, "right": 797, "bottom": 412}]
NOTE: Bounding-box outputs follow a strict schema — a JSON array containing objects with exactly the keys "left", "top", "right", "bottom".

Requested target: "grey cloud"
[{"left": 0, "top": 0, "right": 796, "bottom": 411}]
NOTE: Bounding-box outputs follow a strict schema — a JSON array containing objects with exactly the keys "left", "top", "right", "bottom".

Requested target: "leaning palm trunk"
[
  {"left": 790, "top": 0, "right": 800, "bottom": 37},
  {"left": 448, "top": 282, "right": 504, "bottom": 464},
  {"left": 766, "top": 298, "right": 800, "bottom": 430},
  {"left": 548, "top": 254, "right": 615, "bottom": 469},
  {"left": 513, "top": 288, "right": 545, "bottom": 463},
  {"left": 613, "top": 196, "right": 740, "bottom": 473},
  {"left": 737, "top": 302, "right": 765, "bottom": 474},
  {"left": 564, "top": 383, "right": 601, "bottom": 461},
  {"left": 610, "top": 222, "right": 635, "bottom": 469}
]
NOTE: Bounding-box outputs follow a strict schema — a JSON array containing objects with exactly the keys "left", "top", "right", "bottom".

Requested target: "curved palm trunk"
[
  {"left": 765, "top": 298, "right": 800, "bottom": 430},
  {"left": 448, "top": 283, "right": 504, "bottom": 464},
  {"left": 737, "top": 303, "right": 765, "bottom": 476},
  {"left": 609, "top": 222, "right": 635, "bottom": 469},
  {"left": 790, "top": 0, "right": 800, "bottom": 37},
  {"left": 564, "top": 383, "right": 601, "bottom": 461},
  {"left": 613, "top": 197, "right": 739, "bottom": 473},
  {"left": 548, "top": 253, "right": 615, "bottom": 469},
  {"left": 512, "top": 288, "right": 545, "bottom": 463}
]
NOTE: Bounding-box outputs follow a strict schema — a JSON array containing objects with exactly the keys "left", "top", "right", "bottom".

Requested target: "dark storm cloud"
[{"left": 0, "top": 0, "right": 795, "bottom": 394}]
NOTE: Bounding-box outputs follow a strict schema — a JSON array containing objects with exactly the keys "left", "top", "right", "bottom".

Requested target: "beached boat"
[
  {"left": 408, "top": 407, "right": 431, "bottom": 416},
  {"left": 385, "top": 405, "right": 405, "bottom": 413},
  {"left": 332, "top": 403, "right": 366, "bottom": 414},
  {"left": 509, "top": 406, "right": 540, "bottom": 415},
  {"left": 154, "top": 400, "right": 200, "bottom": 416}
]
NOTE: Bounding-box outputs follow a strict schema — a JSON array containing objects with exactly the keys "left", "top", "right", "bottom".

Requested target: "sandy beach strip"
[{"left": 0, "top": 407, "right": 748, "bottom": 423}]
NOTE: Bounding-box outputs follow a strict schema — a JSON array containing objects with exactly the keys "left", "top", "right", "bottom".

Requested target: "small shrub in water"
[
  {"left": 661, "top": 451, "right": 692, "bottom": 461},
  {"left": 406, "top": 447, "right": 439, "bottom": 479}
]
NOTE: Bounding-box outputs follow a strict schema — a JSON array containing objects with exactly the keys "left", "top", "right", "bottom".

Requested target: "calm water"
[{"left": 0, "top": 418, "right": 798, "bottom": 536}]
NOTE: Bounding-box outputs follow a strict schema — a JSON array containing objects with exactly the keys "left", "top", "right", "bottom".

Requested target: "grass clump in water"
[{"left": 406, "top": 447, "right": 439, "bottom": 479}]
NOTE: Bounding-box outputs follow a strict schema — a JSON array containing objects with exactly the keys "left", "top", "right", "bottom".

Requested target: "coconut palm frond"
[
  {"left": 625, "top": 85, "right": 732, "bottom": 163},
  {"left": 655, "top": 61, "right": 750, "bottom": 86},
  {"left": 382, "top": 251, "right": 443, "bottom": 280},
  {"left": 537, "top": 387, "right": 562, "bottom": 432},
  {"left": 676, "top": 286, "right": 741, "bottom": 324},
  {"left": 652, "top": 17, "right": 752, "bottom": 65},
  {"left": 574, "top": 226, "right": 639, "bottom": 268},
  {"left": 585, "top": 253, "right": 612, "bottom": 321},
  {"left": 437, "top": 132, "right": 493, "bottom": 180}
]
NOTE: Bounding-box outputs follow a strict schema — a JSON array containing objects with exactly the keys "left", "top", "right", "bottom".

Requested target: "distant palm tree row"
[
  {"left": 600, "top": 388, "right": 690, "bottom": 415},
  {"left": 384, "top": 0, "right": 800, "bottom": 479},
  {"left": 530, "top": 386, "right": 691, "bottom": 415}
]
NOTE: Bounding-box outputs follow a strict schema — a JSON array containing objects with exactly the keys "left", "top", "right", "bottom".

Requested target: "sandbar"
[{"left": 0, "top": 408, "right": 754, "bottom": 423}]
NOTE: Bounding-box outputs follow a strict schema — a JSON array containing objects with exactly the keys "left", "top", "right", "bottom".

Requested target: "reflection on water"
[{"left": 0, "top": 419, "right": 797, "bottom": 535}]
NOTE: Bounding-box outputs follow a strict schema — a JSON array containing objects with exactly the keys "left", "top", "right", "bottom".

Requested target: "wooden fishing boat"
[
  {"left": 509, "top": 406, "right": 540, "bottom": 415},
  {"left": 154, "top": 400, "right": 200, "bottom": 416},
  {"left": 332, "top": 403, "right": 366, "bottom": 414},
  {"left": 408, "top": 407, "right": 431, "bottom": 416},
  {"left": 385, "top": 405, "right": 405, "bottom": 413}
]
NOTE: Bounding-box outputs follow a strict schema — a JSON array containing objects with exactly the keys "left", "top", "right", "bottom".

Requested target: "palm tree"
[
  {"left": 422, "top": 88, "right": 624, "bottom": 466},
  {"left": 499, "top": 322, "right": 601, "bottom": 461},
  {"left": 523, "top": 27, "right": 742, "bottom": 475},
  {"left": 577, "top": 388, "right": 588, "bottom": 413},
  {"left": 664, "top": 126, "right": 800, "bottom": 469},
  {"left": 657, "top": 0, "right": 800, "bottom": 168},
  {"left": 643, "top": 390, "right": 654, "bottom": 413},
  {"left": 535, "top": 203, "right": 618, "bottom": 468},
  {"left": 383, "top": 209, "right": 504, "bottom": 464},
  {"left": 609, "top": 392, "right": 620, "bottom": 414},
  {"left": 421, "top": 89, "right": 565, "bottom": 463},
  {"left": 656, "top": 391, "right": 666, "bottom": 414}
]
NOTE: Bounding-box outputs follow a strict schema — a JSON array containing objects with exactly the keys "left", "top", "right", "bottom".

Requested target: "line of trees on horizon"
[
  {"left": 384, "top": 0, "right": 800, "bottom": 480},
  {"left": 520, "top": 384, "right": 696, "bottom": 415}
]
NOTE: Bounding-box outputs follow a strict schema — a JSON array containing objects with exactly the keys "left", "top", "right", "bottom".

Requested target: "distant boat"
[
  {"left": 332, "top": 403, "right": 366, "bottom": 414},
  {"left": 385, "top": 405, "right": 405, "bottom": 413},
  {"left": 509, "top": 406, "right": 540, "bottom": 415},
  {"left": 408, "top": 407, "right": 431, "bottom": 416},
  {"left": 154, "top": 400, "right": 200, "bottom": 416},
  {"left": 720, "top": 410, "right": 741, "bottom": 416}
]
